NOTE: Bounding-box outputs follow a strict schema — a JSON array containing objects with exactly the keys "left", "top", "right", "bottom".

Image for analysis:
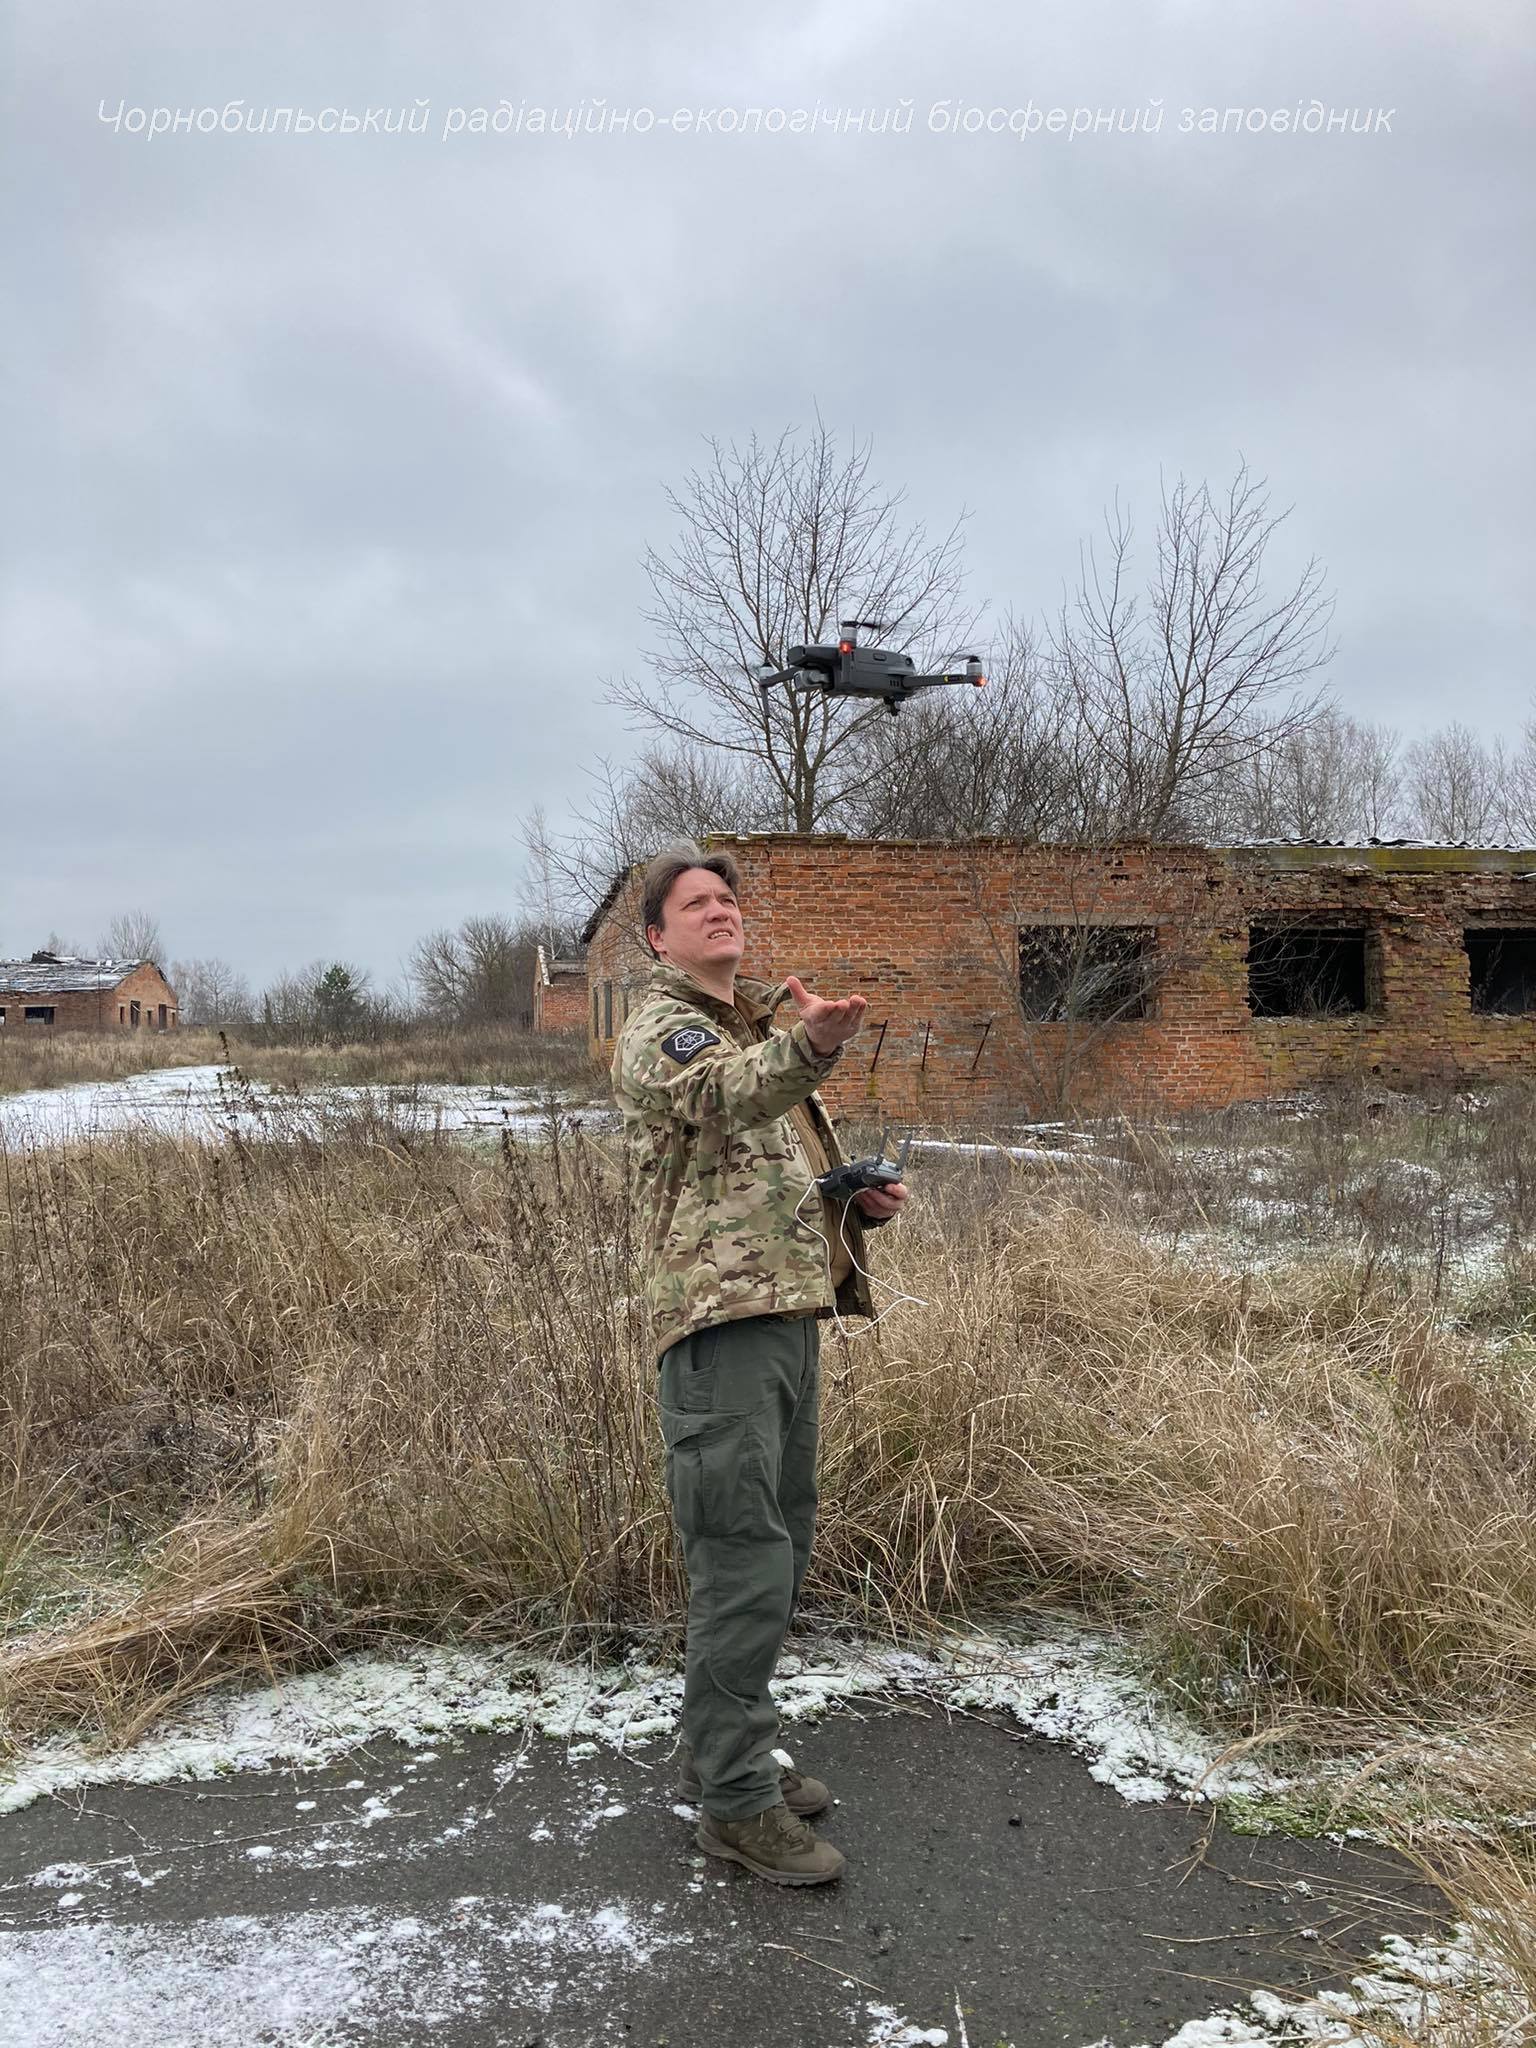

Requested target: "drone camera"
[{"left": 761, "top": 626, "right": 989, "bottom": 716}]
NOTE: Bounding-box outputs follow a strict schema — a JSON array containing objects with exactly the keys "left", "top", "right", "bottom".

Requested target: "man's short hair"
[{"left": 641, "top": 841, "right": 741, "bottom": 958}]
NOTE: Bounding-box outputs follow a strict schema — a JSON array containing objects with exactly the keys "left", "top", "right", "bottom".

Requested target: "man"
[{"left": 612, "top": 840, "right": 909, "bottom": 1887}]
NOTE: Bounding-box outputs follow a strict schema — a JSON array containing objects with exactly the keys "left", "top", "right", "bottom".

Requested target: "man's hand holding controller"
[{"left": 784, "top": 976, "right": 909, "bottom": 1221}]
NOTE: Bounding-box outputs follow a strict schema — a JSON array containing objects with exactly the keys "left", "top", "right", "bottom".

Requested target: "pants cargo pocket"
[{"left": 660, "top": 1405, "right": 762, "bottom": 1542}]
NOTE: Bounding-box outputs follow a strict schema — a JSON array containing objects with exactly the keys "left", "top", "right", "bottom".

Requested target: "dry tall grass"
[
  {"left": 1392, "top": 1832, "right": 1536, "bottom": 2047},
  {"left": 4, "top": 1100, "right": 1535, "bottom": 2043},
  {"left": 231, "top": 1023, "right": 601, "bottom": 1093},
  {"left": 0, "top": 1029, "right": 227, "bottom": 1097},
  {"left": 1097, "top": 1081, "right": 1536, "bottom": 1314},
  {"left": 3, "top": 1112, "right": 1535, "bottom": 1792},
  {"left": 0, "top": 1023, "right": 601, "bottom": 1099}
]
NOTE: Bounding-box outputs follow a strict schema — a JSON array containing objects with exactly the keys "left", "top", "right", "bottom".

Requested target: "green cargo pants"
[{"left": 658, "top": 1311, "right": 820, "bottom": 1821}]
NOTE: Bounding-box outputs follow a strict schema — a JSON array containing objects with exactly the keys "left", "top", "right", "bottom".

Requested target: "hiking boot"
[
  {"left": 696, "top": 1801, "right": 846, "bottom": 1887},
  {"left": 674, "top": 1745, "right": 830, "bottom": 1817}
]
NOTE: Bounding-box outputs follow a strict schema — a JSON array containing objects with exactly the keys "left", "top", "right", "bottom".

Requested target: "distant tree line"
[
  {"left": 7, "top": 904, "right": 592, "bottom": 1043},
  {"left": 162, "top": 909, "right": 587, "bottom": 1039}
]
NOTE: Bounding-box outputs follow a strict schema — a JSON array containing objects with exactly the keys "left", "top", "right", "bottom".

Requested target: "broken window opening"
[
  {"left": 1248, "top": 924, "right": 1371, "bottom": 1018},
  {"left": 603, "top": 981, "right": 614, "bottom": 1038},
  {"left": 1018, "top": 925, "right": 1156, "bottom": 1023},
  {"left": 23, "top": 1006, "right": 55, "bottom": 1026},
  {"left": 1466, "top": 929, "right": 1536, "bottom": 1015}
]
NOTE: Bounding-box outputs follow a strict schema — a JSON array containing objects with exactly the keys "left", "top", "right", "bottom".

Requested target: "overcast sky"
[{"left": 3, "top": 0, "right": 1532, "bottom": 988}]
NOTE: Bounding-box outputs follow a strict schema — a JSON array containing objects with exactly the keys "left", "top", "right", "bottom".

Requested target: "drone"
[{"left": 757, "top": 620, "right": 987, "bottom": 717}]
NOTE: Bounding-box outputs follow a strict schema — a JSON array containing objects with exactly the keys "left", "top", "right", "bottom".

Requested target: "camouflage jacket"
[{"left": 612, "top": 962, "right": 879, "bottom": 1358}]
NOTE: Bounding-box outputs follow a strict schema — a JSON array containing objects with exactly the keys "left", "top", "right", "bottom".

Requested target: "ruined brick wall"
[
  {"left": 726, "top": 838, "right": 1235, "bottom": 1122},
  {"left": 1231, "top": 846, "right": 1536, "bottom": 1099},
  {"left": 584, "top": 869, "right": 653, "bottom": 1064},
  {"left": 532, "top": 968, "right": 588, "bottom": 1035},
  {"left": 584, "top": 838, "right": 1536, "bottom": 1120},
  {"left": 0, "top": 963, "right": 179, "bottom": 1034}
]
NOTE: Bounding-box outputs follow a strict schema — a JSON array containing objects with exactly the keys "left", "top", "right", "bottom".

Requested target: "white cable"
[{"left": 792, "top": 1179, "right": 929, "bottom": 1339}]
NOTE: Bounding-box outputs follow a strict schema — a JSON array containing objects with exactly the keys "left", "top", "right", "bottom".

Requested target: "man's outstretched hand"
[
  {"left": 785, "top": 974, "right": 868, "bottom": 1057},
  {"left": 854, "top": 1181, "right": 908, "bottom": 1221}
]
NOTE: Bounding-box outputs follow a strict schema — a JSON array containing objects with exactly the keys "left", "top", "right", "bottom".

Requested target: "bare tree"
[
  {"left": 1503, "top": 705, "right": 1536, "bottom": 843},
  {"left": 253, "top": 959, "right": 388, "bottom": 1045},
  {"left": 609, "top": 420, "right": 982, "bottom": 833},
  {"left": 254, "top": 962, "right": 333, "bottom": 1045},
  {"left": 1404, "top": 721, "right": 1513, "bottom": 841},
  {"left": 168, "top": 957, "right": 254, "bottom": 1029},
  {"left": 1049, "top": 464, "right": 1336, "bottom": 837},
  {"left": 410, "top": 914, "right": 539, "bottom": 1028},
  {"left": 520, "top": 805, "right": 567, "bottom": 964},
  {"left": 1223, "top": 707, "right": 1407, "bottom": 841},
  {"left": 524, "top": 740, "right": 771, "bottom": 922},
  {"left": 1351, "top": 719, "right": 1410, "bottom": 839},
  {"left": 841, "top": 621, "right": 1086, "bottom": 841},
  {"left": 99, "top": 909, "right": 165, "bottom": 964}
]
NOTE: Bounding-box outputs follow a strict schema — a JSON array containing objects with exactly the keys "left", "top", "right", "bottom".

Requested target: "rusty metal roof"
[{"left": 0, "top": 956, "right": 153, "bottom": 996}]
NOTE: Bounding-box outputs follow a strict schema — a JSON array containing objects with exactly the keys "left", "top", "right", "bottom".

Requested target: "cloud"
[{"left": 4, "top": 0, "right": 1532, "bottom": 980}]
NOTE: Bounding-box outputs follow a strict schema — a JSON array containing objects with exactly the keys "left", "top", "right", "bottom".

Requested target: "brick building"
[
  {"left": 582, "top": 837, "right": 1536, "bottom": 1117},
  {"left": 0, "top": 955, "right": 180, "bottom": 1033},
  {"left": 531, "top": 945, "right": 588, "bottom": 1035}
]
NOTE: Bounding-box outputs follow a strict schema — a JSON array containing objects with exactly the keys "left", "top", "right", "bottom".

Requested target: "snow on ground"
[
  {"left": 0, "top": 1065, "right": 607, "bottom": 1149},
  {"left": 0, "top": 1892, "right": 692, "bottom": 2048},
  {"left": 903, "top": 1137, "right": 1090, "bottom": 1166},
  {"left": 0, "top": 1626, "right": 1286, "bottom": 1822},
  {"left": 1, "top": 1905, "right": 1520, "bottom": 2048},
  {"left": 1135, "top": 1179, "right": 1523, "bottom": 1306},
  {"left": 0, "top": 1897, "right": 965, "bottom": 2048},
  {"left": 2, "top": 1633, "right": 1524, "bottom": 2048},
  {"left": 864, "top": 2001, "right": 951, "bottom": 2046},
  {"left": 1082, "top": 1918, "right": 1530, "bottom": 2047}
]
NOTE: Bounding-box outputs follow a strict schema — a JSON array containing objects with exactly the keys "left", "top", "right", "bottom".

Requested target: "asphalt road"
[{"left": 0, "top": 1698, "right": 1436, "bottom": 2048}]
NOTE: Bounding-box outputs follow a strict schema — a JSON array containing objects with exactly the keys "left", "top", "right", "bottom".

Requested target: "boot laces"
[{"left": 761, "top": 1801, "right": 813, "bottom": 1849}]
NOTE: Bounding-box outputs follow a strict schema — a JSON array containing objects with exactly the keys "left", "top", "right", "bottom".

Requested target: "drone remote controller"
[{"left": 816, "top": 1129, "right": 912, "bottom": 1202}]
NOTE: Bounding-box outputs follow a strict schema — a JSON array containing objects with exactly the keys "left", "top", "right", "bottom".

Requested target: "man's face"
[{"left": 649, "top": 867, "right": 744, "bottom": 980}]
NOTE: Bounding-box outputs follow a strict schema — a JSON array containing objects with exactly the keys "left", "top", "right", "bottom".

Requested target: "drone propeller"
[{"left": 755, "top": 634, "right": 987, "bottom": 715}]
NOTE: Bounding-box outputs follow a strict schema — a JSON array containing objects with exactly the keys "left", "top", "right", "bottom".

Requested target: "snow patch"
[
  {"left": 0, "top": 1065, "right": 604, "bottom": 1152},
  {"left": 26, "top": 1864, "right": 102, "bottom": 1891},
  {"left": 1084, "top": 1919, "right": 1528, "bottom": 2047},
  {"left": 864, "top": 2000, "right": 950, "bottom": 2045},
  {"left": 0, "top": 1892, "right": 689, "bottom": 2047},
  {"left": 0, "top": 1627, "right": 1285, "bottom": 1818}
]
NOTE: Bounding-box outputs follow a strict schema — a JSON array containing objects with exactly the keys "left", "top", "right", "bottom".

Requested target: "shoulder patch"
[{"left": 660, "top": 1025, "right": 721, "bottom": 1066}]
